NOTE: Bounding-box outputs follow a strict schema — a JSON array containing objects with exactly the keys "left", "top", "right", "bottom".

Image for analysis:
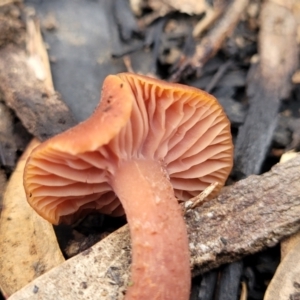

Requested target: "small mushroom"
[{"left": 24, "top": 73, "right": 233, "bottom": 300}]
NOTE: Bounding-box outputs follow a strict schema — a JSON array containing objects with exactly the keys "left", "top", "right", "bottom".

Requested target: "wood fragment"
[
  {"left": 170, "top": 0, "right": 250, "bottom": 81},
  {"left": 0, "top": 11, "right": 76, "bottom": 141},
  {"left": 9, "top": 155, "right": 300, "bottom": 300},
  {"left": 0, "top": 46, "right": 76, "bottom": 141},
  {"left": 26, "top": 17, "right": 54, "bottom": 93},
  {"left": 233, "top": 0, "right": 298, "bottom": 177}
]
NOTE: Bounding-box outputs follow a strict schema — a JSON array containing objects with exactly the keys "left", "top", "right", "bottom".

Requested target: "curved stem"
[{"left": 110, "top": 159, "right": 191, "bottom": 300}]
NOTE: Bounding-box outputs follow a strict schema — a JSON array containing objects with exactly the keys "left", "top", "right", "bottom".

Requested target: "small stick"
[
  {"left": 170, "top": 0, "right": 250, "bottom": 82},
  {"left": 123, "top": 55, "right": 135, "bottom": 73},
  {"left": 184, "top": 182, "right": 219, "bottom": 213},
  {"left": 205, "top": 60, "right": 232, "bottom": 93}
]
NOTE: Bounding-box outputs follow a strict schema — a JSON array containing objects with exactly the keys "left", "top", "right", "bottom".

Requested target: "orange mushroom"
[{"left": 23, "top": 73, "right": 233, "bottom": 300}]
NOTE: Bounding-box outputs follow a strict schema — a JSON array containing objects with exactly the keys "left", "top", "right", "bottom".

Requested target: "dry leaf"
[
  {"left": 0, "top": 139, "right": 65, "bottom": 297},
  {"left": 279, "top": 151, "right": 299, "bottom": 259},
  {"left": 264, "top": 151, "right": 300, "bottom": 300},
  {"left": 264, "top": 241, "right": 300, "bottom": 300}
]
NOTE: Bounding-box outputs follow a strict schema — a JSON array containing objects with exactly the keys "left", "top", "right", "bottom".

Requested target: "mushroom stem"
[{"left": 110, "top": 159, "right": 191, "bottom": 300}]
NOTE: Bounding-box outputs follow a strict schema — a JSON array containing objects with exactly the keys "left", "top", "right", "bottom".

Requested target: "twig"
[
  {"left": 170, "top": 0, "right": 250, "bottom": 82},
  {"left": 123, "top": 55, "right": 135, "bottom": 73},
  {"left": 193, "top": 0, "right": 227, "bottom": 38},
  {"left": 205, "top": 60, "right": 232, "bottom": 93},
  {"left": 184, "top": 182, "right": 218, "bottom": 213}
]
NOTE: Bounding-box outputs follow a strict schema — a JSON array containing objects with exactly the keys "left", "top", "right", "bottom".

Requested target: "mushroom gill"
[
  {"left": 24, "top": 73, "right": 233, "bottom": 300},
  {"left": 24, "top": 73, "right": 232, "bottom": 224}
]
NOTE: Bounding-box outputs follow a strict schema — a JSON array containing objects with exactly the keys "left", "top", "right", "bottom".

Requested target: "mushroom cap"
[{"left": 24, "top": 73, "right": 233, "bottom": 224}]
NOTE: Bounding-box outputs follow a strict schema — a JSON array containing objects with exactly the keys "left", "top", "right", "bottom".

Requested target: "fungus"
[{"left": 23, "top": 73, "right": 233, "bottom": 300}]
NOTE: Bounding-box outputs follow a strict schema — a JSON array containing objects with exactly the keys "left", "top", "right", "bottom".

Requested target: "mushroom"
[{"left": 23, "top": 73, "right": 233, "bottom": 300}]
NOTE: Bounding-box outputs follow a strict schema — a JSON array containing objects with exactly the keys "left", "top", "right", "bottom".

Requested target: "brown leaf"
[
  {"left": 0, "top": 139, "right": 65, "bottom": 297},
  {"left": 264, "top": 151, "right": 300, "bottom": 300}
]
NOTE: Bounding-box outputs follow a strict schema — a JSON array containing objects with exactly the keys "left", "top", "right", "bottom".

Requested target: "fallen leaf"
[
  {"left": 264, "top": 150, "right": 300, "bottom": 300},
  {"left": 279, "top": 151, "right": 299, "bottom": 258},
  {"left": 0, "top": 139, "right": 65, "bottom": 297},
  {"left": 264, "top": 241, "right": 300, "bottom": 300}
]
